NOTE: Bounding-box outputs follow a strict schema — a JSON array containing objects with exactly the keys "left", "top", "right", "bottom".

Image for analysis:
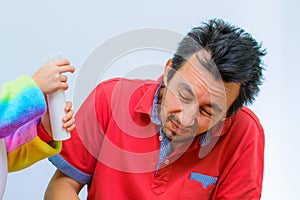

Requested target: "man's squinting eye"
[
  {"left": 178, "top": 92, "right": 193, "bottom": 103},
  {"left": 200, "top": 107, "right": 213, "bottom": 117}
]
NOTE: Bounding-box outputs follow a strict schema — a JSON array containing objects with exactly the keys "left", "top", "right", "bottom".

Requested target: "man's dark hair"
[{"left": 169, "top": 18, "right": 267, "bottom": 117}]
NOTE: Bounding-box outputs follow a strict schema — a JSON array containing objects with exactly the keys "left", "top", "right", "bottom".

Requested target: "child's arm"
[
  {"left": 5, "top": 118, "right": 62, "bottom": 172},
  {"left": 5, "top": 101, "right": 75, "bottom": 172},
  {"left": 0, "top": 75, "right": 47, "bottom": 139},
  {"left": 1, "top": 59, "right": 75, "bottom": 171}
]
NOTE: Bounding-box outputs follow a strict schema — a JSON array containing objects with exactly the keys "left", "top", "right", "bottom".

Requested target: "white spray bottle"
[{"left": 43, "top": 52, "right": 70, "bottom": 141}]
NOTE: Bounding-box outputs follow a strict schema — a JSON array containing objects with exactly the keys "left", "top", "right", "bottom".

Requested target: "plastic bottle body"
[{"left": 47, "top": 89, "right": 70, "bottom": 140}]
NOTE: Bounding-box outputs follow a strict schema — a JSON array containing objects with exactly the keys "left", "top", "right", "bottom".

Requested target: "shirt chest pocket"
[{"left": 180, "top": 172, "right": 218, "bottom": 200}]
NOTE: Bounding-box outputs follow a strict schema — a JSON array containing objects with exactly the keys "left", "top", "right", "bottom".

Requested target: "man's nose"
[{"left": 179, "top": 106, "right": 199, "bottom": 127}]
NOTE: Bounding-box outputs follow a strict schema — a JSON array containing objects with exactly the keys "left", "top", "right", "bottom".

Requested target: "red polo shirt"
[{"left": 49, "top": 77, "right": 264, "bottom": 199}]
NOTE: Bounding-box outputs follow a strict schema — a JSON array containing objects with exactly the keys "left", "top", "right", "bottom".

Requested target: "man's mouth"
[{"left": 169, "top": 119, "right": 193, "bottom": 135}]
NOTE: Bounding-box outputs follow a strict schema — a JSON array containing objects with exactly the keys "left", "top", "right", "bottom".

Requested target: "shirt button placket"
[
  {"left": 159, "top": 135, "right": 163, "bottom": 141},
  {"left": 164, "top": 159, "right": 169, "bottom": 165}
]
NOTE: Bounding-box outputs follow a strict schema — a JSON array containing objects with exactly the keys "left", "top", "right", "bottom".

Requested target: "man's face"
[{"left": 159, "top": 51, "right": 240, "bottom": 144}]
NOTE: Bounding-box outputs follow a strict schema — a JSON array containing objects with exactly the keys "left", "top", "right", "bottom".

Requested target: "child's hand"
[
  {"left": 32, "top": 59, "right": 75, "bottom": 94},
  {"left": 62, "top": 101, "right": 75, "bottom": 132}
]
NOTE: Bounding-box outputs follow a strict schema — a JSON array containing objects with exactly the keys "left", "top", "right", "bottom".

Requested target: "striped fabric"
[
  {"left": 0, "top": 75, "right": 61, "bottom": 172},
  {"left": 0, "top": 75, "right": 46, "bottom": 139}
]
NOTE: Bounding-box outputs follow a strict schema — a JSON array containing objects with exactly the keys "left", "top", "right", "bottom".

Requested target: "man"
[{"left": 45, "top": 19, "right": 266, "bottom": 199}]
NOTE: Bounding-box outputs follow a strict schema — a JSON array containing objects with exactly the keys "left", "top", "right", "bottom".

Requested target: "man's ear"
[{"left": 164, "top": 59, "right": 172, "bottom": 85}]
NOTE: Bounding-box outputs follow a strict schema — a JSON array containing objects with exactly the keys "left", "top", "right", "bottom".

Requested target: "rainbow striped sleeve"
[
  {"left": 6, "top": 118, "right": 62, "bottom": 172},
  {"left": 0, "top": 75, "right": 46, "bottom": 139},
  {"left": 0, "top": 75, "right": 62, "bottom": 171}
]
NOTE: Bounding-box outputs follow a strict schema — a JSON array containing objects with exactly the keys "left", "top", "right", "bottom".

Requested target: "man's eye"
[
  {"left": 200, "top": 108, "right": 212, "bottom": 117},
  {"left": 178, "top": 92, "right": 192, "bottom": 103}
]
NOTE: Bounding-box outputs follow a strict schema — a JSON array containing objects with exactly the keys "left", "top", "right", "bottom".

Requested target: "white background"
[{"left": 0, "top": 0, "right": 298, "bottom": 199}]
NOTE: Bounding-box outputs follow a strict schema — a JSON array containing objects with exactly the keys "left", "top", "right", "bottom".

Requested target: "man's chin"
[{"left": 166, "top": 132, "right": 196, "bottom": 144}]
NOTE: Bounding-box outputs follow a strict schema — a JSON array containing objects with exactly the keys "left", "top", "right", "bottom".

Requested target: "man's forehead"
[
  {"left": 178, "top": 52, "right": 224, "bottom": 90},
  {"left": 175, "top": 53, "right": 229, "bottom": 104}
]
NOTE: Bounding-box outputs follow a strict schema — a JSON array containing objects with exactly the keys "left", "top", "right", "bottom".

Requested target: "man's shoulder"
[
  {"left": 96, "top": 77, "right": 157, "bottom": 89},
  {"left": 231, "top": 107, "right": 263, "bottom": 132},
  {"left": 93, "top": 77, "right": 159, "bottom": 103}
]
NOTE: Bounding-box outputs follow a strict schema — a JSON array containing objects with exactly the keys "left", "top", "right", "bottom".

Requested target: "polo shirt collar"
[{"left": 134, "top": 75, "right": 164, "bottom": 116}]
